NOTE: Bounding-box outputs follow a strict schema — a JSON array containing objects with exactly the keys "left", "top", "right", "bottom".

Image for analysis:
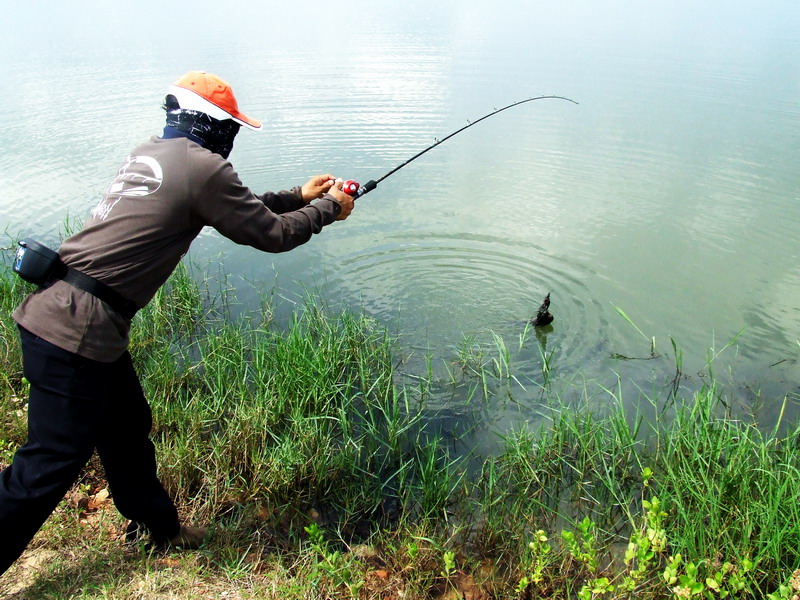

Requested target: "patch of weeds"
[{"left": 305, "top": 522, "right": 365, "bottom": 598}]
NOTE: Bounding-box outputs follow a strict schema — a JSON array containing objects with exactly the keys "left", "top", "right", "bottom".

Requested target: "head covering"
[
  {"left": 163, "top": 95, "right": 240, "bottom": 159},
  {"left": 167, "top": 71, "right": 262, "bottom": 131}
]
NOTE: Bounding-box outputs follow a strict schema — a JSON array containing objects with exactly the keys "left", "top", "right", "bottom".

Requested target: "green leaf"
[{"left": 689, "top": 581, "right": 704, "bottom": 594}]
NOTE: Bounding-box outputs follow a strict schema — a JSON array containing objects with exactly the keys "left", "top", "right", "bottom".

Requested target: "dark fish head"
[{"left": 531, "top": 292, "right": 553, "bottom": 327}]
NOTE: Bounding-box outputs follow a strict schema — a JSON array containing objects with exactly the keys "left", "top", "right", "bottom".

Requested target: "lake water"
[{"left": 2, "top": 0, "right": 799, "bottom": 435}]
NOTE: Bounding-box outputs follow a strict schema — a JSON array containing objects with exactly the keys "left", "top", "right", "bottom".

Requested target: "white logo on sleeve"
[{"left": 91, "top": 155, "right": 164, "bottom": 221}]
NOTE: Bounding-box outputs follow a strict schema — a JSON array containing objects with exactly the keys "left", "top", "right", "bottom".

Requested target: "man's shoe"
[{"left": 167, "top": 525, "right": 207, "bottom": 549}]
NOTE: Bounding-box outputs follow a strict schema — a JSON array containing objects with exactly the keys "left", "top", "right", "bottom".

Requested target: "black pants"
[{"left": 0, "top": 327, "right": 180, "bottom": 574}]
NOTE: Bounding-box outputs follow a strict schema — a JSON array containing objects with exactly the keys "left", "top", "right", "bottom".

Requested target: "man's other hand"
[{"left": 301, "top": 174, "right": 336, "bottom": 202}]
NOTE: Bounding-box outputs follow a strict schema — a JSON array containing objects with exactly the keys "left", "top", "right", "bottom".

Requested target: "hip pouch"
[
  {"left": 13, "top": 238, "right": 61, "bottom": 285},
  {"left": 12, "top": 237, "right": 139, "bottom": 319}
]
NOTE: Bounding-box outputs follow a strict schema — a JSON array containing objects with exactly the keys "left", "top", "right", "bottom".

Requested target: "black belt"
[{"left": 57, "top": 265, "right": 140, "bottom": 320}]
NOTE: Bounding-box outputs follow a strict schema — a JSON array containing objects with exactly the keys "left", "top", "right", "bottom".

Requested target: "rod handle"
[{"left": 355, "top": 179, "right": 377, "bottom": 198}]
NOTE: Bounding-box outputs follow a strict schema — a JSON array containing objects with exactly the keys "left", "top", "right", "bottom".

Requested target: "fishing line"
[{"left": 345, "top": 95, "right": 578, "bottom": 198}]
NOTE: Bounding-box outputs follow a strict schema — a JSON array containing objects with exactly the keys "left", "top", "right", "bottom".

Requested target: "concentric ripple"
[{"left": 320, "top": 230, "right": 610, "bottom": 377}]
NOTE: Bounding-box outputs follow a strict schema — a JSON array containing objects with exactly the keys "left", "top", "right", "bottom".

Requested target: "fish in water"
[{"left": 530, "top": 292, "right": 554, "bottom": 327}]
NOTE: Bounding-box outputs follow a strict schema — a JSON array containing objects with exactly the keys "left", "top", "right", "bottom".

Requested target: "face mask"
[{"left": 164, "top": 95, "right": 241, "bottom": 158}]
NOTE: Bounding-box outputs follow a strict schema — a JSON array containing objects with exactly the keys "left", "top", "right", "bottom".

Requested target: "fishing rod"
[{"left": 337, "top": 95, "right": 578, "bottom": 198}]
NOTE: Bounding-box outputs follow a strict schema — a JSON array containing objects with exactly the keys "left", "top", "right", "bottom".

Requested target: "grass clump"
[
  {"left": 128, "top": 263, "right": 426, "bottom": 536},
  {"left": 477, "top": 390, "right": 800, "bottom": 598}
]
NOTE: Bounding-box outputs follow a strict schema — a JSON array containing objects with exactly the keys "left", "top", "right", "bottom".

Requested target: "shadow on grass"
[{"left": 2, "top": 546, "right": 140, "bottom": 599}]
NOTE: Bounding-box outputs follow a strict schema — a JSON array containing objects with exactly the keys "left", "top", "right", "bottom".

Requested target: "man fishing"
[{"left": 1, "top": 70, "right": 355, "bottom": 574}]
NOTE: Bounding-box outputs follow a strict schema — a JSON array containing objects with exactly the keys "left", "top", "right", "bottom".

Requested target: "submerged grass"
[{"left": 1, "top": 258, "right": 799, "bottom": 599}]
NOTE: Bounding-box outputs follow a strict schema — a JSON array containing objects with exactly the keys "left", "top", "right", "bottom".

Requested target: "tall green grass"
[
  {"left": 474, "top": 386, "right": 800, "bottom": 596},
  {"left": 1, "top": 253, "right": 799, "bottom": 599},
  {"left": 0, "top": 259, "right": 31, "bottom": 389},
  {"left": 0, "top": 253, "right": 34, "bottom": 460},
  {"left": 128, "top": 263, "right": 433, "bottom": 537}
]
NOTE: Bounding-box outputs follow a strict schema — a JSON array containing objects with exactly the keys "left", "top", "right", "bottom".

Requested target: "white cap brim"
[{"left": 167, "top": 84, "right": 262, "bottom": 131}]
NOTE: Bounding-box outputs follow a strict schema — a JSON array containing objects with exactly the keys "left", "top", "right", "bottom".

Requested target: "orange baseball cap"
[{"left": 168, "top": 71, "right": 262, "bottom": 131}]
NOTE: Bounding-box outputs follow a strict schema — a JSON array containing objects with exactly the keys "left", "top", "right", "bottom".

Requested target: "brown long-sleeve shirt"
[{"left": 13, "top": 136, "right": 341, "bottom": 362}]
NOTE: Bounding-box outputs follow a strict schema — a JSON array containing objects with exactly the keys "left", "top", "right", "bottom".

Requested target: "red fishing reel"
[
  {"left": 340, "top": 179, "right": 360, "bottom": 196},
  {"left": 328, "top": 178, "right": 377, "bottom": 198}
]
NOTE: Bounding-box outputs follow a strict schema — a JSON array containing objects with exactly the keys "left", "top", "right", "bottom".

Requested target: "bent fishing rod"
[{"left": 337, "top": 95, "right": 578, "bottom": 198}]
